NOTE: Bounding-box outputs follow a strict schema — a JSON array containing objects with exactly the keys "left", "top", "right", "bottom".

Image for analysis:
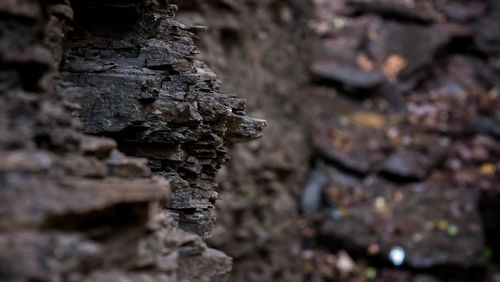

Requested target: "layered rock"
[
  {"left": 173, "top": 1, "right": 314, "bottom": 280},
  {"left": 60, "top": 0, "right": 265, "bottom": 239},
  {"left": 1, "top": 1, "right": 263, "bottom": 281}
]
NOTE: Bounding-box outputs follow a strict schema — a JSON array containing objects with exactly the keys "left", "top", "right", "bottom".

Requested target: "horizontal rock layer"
[
  {"left": 0, "top": 1, "right": 264, "bottom": 281},
  {"left": 61, "top": 0, "right": 265, "bottom": 238}
]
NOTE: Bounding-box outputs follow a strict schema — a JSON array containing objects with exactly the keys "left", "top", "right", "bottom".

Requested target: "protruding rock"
[{"left": 106, "top": 150, "right": 152, "bottom": 178}]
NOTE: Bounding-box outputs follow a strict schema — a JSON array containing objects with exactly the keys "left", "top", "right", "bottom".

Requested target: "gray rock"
[
  {"left": 0, "top": 1, "right": 265, "bottom": 281},
  {"left": 312, "top": 63, "right": 385, "bottom": 91}
]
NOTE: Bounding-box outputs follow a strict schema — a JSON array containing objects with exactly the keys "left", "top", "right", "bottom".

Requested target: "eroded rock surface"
[
  {"left": 173, "top": 1, "right": 314, "bottom": 280},
  {"left": 1, "top": 1, "right": 263, "bottom": 281},
  {"left": 61, "top": 0, "right": 265, "bottom": 239}
]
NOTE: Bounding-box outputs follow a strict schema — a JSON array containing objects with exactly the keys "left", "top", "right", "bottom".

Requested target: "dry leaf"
[
  {"left": 357, "top": 55, "right": 375, "bottom": 71},
  {"left": 480, "top": 163, "right": 496, "bottom": 175},
  {"left": 382, "top": 54, "right": 407, "bottom": 83},
  {"left": 349, "top": 111, "right": 387, "bottom": 128}
]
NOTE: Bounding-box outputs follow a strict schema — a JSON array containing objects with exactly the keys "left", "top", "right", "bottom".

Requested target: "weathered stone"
[
  {"left": 60, "top": 2, "right": 265, "bottom": 243},
  {"left": 474, "top": 1, "right": 500, "bottom": 56},
  {"left": 313, "top": 119, "right": 391, "bottom": 174},
  {"left": 83, "top": 271, "right": 177, "bottom": 282},
  {"left": 0, "top": 175, "right": 169, "bottom": 230},
  {"left": 301, "top": 169, "right": 329, "bottom": 216},
  {"left": 471, "top": 117, "right": 500, "bottom": 140},
  {"left": 58, "top": 154, "right": 108, "bottom": 178},
  {"left": 312, "top": 63, "right": 386, "bottom": 92},
  {"left": 346, "top": 0, "right": 440, "bottom": 22},
  {"left": 439, "top": 1, "right": 486, "bottom": 23},
  {"left": 368, "top": 21, "right": 448, "bottom": 80},
  {"left": 379, "top": 148, "right": 445, "bottom": 181},
  {"left": 80, "top": 136, "right": 116, "bottom": 158},
  {"left": 106, "top": 149, "right": 152, "bottom": 178},
  {"left": 0, "top": 232, "right": 102, "bottom": 281},
  {"left": 0, "top": 150, "right": 52, "bottom": 172},
  {"left": 0, "top": 0, "right": 42, "bottom": 19},
  {"left": 319, "top": 176, "right": 485, "bottom": 269},
  {"left": 0, "top": 1, "right": 265, "bottom": 281},
  {"left": 178, "top": 248, "right": 233, "bottom": 282}
]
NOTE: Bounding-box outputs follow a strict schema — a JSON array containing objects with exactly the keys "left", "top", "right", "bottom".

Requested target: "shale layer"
[{"left": 0, "top": 1, "right": 264, "bottom": 281}]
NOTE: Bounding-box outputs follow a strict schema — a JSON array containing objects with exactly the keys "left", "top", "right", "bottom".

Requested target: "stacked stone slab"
[
  {"left": 0, "top": 1, "right": 264, "bottom": 281},
  {"left": 61, "top": 0, "right": 265, "bottom": 239}
]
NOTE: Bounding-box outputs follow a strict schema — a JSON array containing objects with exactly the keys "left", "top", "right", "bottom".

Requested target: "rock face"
[
  {"left": 61, "top": 0, "right": 265, "bottom": 239},
  {"left": 0, "top": 1, "right": 263, "bottom": 281},
  {"left": 173, "top": 1, "right": 314, "bottom": 281}
]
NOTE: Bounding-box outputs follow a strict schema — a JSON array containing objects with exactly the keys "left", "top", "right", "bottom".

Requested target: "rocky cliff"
[
  {"left": 0, "top": 1, "right": 264, "bottom": 281},
  {"left": 173, "top": 0, "right": 500, "bottom": 281},
  {"left": 172, "top": 1, "right": 314, "bottom": 281}
]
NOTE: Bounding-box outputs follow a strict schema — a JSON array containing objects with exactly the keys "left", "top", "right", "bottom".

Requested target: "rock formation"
[
  {"left": 0, "top": 1, "right": 264, "bottom": 281},
  {"left": 173, "top": 1, "right": 314, "bottom": 280}
]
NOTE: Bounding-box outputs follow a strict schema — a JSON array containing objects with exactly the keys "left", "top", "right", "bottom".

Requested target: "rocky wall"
[
  {"left": 173, "top": 1, "right": 314, "bottom": 281},
  {"left": 0, "top": 1, "right": 263, "bottom": 281}
]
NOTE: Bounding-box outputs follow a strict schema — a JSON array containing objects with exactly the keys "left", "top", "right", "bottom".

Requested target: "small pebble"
[{"left": 389, "top": 246, "right": 405, "bottom": 266}]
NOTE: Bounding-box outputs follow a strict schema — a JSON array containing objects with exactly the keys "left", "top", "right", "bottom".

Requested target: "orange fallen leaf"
[
  {"left": 349, "top": 111, "right": 387, "bottom": 128},
  {"left": 382, "top": 54, "right": 407, "bottom": 83},
  {"left": 367, "top": 244, "right": 380, "bottom": 255},
  {"left": 356, "top": 55, "right": 375, "bottom": 71},
  {"left": 480, "top": 163, "right": 496, "bottom": 175}
]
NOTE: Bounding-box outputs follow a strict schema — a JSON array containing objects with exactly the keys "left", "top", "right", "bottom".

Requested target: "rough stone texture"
[
  {"left": 173, "top": 1, "right": 314, "bottom": 281},
  {"left": 0, "top": 1, "right": 262, "bottom": 281},
  {"left": 60, "top": 0, "right": 265, "bottom": 239}
]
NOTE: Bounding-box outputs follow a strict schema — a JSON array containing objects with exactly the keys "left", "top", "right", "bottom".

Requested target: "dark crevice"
[
  {"left": 41, "top": 203, "right": 149, "bottom": 240},
  {"left": 71, "top": 1, "right": 141, "bottom": 25},
  {"left": 312, "top": 152, "right": 369, "bottom": 179},
  {"left": 479, "top": 191, "right": 500, "bottom": 264}
]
